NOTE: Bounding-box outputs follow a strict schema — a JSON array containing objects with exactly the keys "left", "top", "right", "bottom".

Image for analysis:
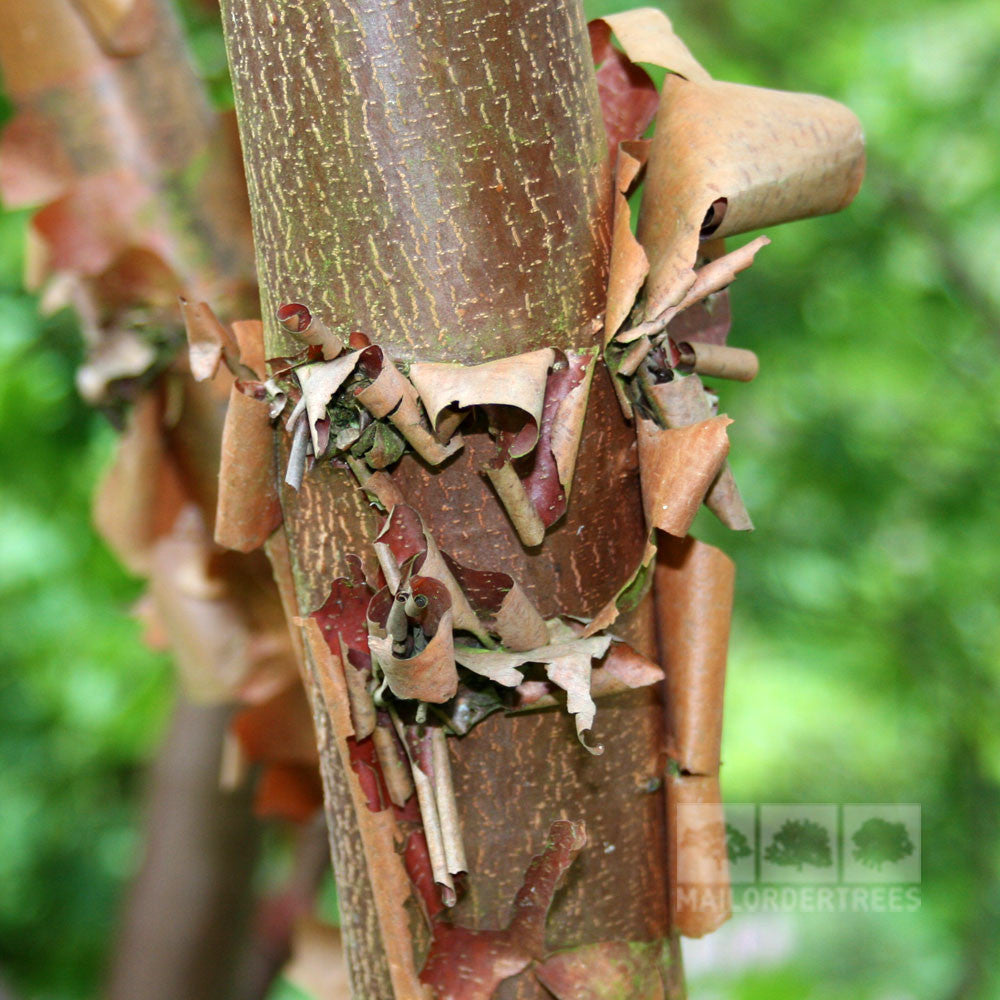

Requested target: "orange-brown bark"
[{"left": 221, "top": 0, "right": 679, "bottom": 997}]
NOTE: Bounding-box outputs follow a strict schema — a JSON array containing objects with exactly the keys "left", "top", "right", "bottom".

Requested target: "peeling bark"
[{"left": 221, "top": 0, "right": 676, "bottom": 996}]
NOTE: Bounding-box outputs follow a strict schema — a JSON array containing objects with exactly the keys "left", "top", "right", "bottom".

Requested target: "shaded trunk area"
[{"left": 108, "top": 699, "right": 259, "bottom": 1000}]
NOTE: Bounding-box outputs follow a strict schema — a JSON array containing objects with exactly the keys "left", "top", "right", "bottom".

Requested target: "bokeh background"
[{"left": 1, "top": 0, "right": 998, "bottom": 997}]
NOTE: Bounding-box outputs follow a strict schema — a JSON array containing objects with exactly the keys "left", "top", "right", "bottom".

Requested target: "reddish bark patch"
[
  {"left": 534, "top": 938, "right": 673, "bottom": 999},
  {"left": 522, "top": 353, "right": 589, "bottom": 528},
  {"left": 418, "top": 820, "right": 588, "bottom": 1000},
  {"left": 346, "top": 735, "right": 392, "bottom": 813},
  {"left": 590, "top": 20, "right": 659, "bottom": 153},
  {"left": 312, "top": 571, "right": 374, "bottom": 655}
]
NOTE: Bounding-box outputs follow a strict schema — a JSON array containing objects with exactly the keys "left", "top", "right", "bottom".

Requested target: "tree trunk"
[
  {"left": 107, "top": 698, "right": 259, "bottom": 1000},
  {"left": 221, "top": 1, "right": 680, "bottom": 997},
  {"left": 0, "top": 3, "right": 269, "bottom": 997}
]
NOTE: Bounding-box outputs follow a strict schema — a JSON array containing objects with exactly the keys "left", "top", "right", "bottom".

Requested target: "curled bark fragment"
[
  {"left": 431, "top": 726, "right": 466, "bottom": 878},
  {"left": 374, "top": 504, "right": 490, "bottom": 644},
  {"left": 539, "top": 622, "right": 603, "bottom": 754},
  {"left": 588, "top": 19, "right": 658, "bottom": 154},
  {"left": 283, "top": 413, "right": 309, "bottom": 491},
  {"left": 637, "top": 415, "right": 732, "bottom": 537},
  {"left": 301, "top": 616, "right": 355, "bottom": 742},
  {"left": 655, "top": 535, "right": 733, "bottom": 776},
  {"left": 455, "top": 622, "right": 613, "bottom": 752},
  {"left": 484, "top": 460, "right": 546, "bottom": 548},
  {"left": 355, "top": 346, "right": 462, "bottom": 465},
  {"left": 645, "top": 376, "right": 752, "bottom": 531},
  {"left": 352, "top": 463, "right": 407, "bottom": 511},
  {"left": 215, "top": 384, "right": 282, "bottom": 553},
  {"left": 619, "top": 236, "right": 770, "bottom": 344},
  {"left": 595, "top": 640, "right": 664, "bottom": 693},
  {"left": 662, "top": 258, "right": 733, "bottom": 350},
  {"left": 276, "top": 301, "right": 342, "bottom": 360},
  {"left": 518, "top": 349, "right": 597, "bottom": 535},
  {"left": 666, "top": 772, "right": 731, "bottom": 937},
  {"left": 675, "top": 341, "right": 759, "bottom": 382},
  {"left": 419, "top": 820, "right": 588, "bottom": 999},
  {"left": 369, "top": 607, "right": 458, "bottom": 705},
  {"left": 599, "top": 8, "right": 710, "bottom": 82},
  {"left": 516, "top": 639, "right": 664, "bottom": 711},
  {"left": 443, "top": 553, "right": 548, "bottom": 652},
  {"left": 340, "top": 635, "right": 376, "bottom": 741},
  {"left": 180, "top": 298, "right": 241, "bottom": 381},
  {"left": 266, "top": 345, "right": 324, "bottom": 378},
  {"left": 604, "top": 141, "right": 651, "bottom": 350},
  {"left": 231, "top": 319, "right": 266, "bottom": 380},
  {"left": 548, "top": 350, "right": 597, "bottom": 504},
  {"left": 408, "top": 348, "right": 555, "bottom": 458},
  {"left": 639, "top": 75, "right": 865, "bottom": 318},
  {"left": 452, "top": 645, "right": 528, "bottom": 689},
  {"left": 294, "top": 351, "right": 362, "bottom": 455},
  {"left": 389, "top": 714, "right": 463, "bottom": 907},
  {"left": 372, "top": 715, "right": 415, "bottom": 807},
  {"left": 93, "top": 389, "right": 186, "bottom": 574}
]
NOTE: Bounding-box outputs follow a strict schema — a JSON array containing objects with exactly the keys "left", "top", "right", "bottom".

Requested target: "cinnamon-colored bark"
[{"left": 221, "top": 0, "right": 677, "bottom": 996}]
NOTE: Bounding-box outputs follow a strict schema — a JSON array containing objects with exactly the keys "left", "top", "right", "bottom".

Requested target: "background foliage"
[{"left": 1, "top": 0, "right": 998, "bottom": 997}]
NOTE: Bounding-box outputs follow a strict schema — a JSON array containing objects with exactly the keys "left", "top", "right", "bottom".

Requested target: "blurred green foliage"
[
  {"left": 1, "top": 0, "right": 998, "bottom": 998},
  {"left": 590, "top": 0, "right": 1000, "bottom": 997},
  {"left": 0, "top": 187, "right": 172, "bottom": 994}
]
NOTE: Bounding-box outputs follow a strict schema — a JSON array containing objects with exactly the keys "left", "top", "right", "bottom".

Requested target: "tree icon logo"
[
  {"left": 851, "top": 817, "right": 914, "bottom": 870},
  {"left": 763, "top": 818, "right": 833, "bottom": 871},
  {"left": 726, "top": 822, "right": 752, "bottom": 865}
]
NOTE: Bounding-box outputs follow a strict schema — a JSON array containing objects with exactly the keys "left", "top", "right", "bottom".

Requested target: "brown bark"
[
  {"left": 221, "top": 1, "right": 679, "bottom": 997},
  {"left": 107, "top": 698, "right": 259, "bottom": 1000},
  {"left": 221, "top": 0, "right": 610, "bottom": 364}
]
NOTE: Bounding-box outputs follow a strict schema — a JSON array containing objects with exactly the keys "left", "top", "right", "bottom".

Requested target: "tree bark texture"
[
  {"left": 221, "top": 0, "right": 611, "bottom": 363},
  {"left": 222, "top": 2, "right": 680, "bottom": 997}
]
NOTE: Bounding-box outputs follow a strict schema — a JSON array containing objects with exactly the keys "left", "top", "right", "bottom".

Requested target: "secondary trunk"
[
  {"left": 0, "top": 3, "right": 277, "bottom": 997},
  {"left": 221, "top": 1, "right": 679, "bottom": 997}
]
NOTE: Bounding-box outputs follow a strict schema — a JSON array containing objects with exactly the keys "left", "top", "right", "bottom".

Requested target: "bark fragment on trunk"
[{"left": 221, "top": 0, "right": 678, "bottom": 996}]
